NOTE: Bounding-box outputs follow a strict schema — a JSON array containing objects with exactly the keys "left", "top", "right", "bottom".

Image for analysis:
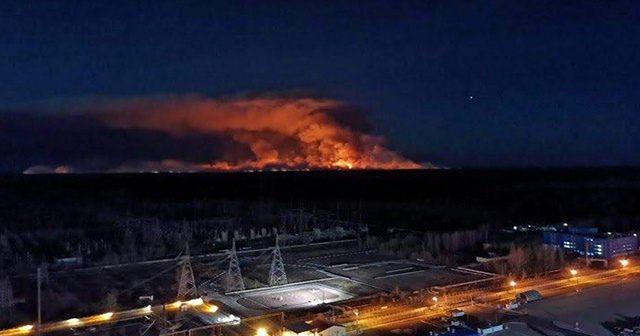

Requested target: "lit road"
[
  {"left": 0, "top": 298, "right": 228, "bottom": 336},
  {"left": 342, "top": 266, "right": 640, "bottom": 333}
]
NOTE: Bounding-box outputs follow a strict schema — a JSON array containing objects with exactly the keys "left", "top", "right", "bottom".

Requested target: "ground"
[
  {"left": 328, "top": 261, "right": 491, "bottom": 292},
  {"left": 237, "top": 283, "right": 351, "bottom": 310},
  {"left": 523, "top": 273, "right": 640, "bottom": 336},
  {"left": 361, "top": 322, "right": 543, "bottom": 336}
]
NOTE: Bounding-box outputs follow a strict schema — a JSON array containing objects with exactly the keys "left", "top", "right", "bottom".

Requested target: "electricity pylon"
[
  {"left": 224, "top": 239, "right": 245, "bottom": 292},
  {"left": 0, "top": 273, "right": 14, "bottom": 311},
  {"left": 268, "top": 235, "right": 288, "bottom": 286},
  {"left": 177, "top": 243, "right": 198, "bottom": 300}
]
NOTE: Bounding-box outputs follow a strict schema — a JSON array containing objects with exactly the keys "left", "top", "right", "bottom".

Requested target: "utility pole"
[
  {"left": 162, "top": 303, "right": 167, "bottom": 335},
  {"left": 37, "top": 267, "right": 42, "bottom": 336},
  {"left": 585, "top": 239, "right": 589, "bottom": 267}
]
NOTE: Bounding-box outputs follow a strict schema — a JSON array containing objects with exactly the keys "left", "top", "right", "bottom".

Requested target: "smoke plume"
[{"left": 15, "top": 94, "right": 428, "bottom": 173}]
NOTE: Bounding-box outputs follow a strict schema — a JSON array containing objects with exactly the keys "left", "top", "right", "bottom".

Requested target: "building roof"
[
  {"left": 284, "top": 320, "right": 344, "bottom": 333},
  {"left": 548, "top": 229, "right": 636, "bottom": 240},
  {"left": 516, "top": 289, "right": 543, "bottom": 301},
  {"left": 436, "top": 326, "right": 479, "bottom": 336},
  {"left": 309, "top": 320, "right": 343, "bottom": 332},
  {"left": 284, "top": 321, "right": 314, "bottom": 333}
]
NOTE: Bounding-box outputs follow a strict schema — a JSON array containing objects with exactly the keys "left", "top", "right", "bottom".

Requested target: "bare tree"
[
  {"left": 103, "top": 290, "right": 118, "bottom": 312},
  {"left": 507, "top": 245, "right": 528, "bottom": 277}
]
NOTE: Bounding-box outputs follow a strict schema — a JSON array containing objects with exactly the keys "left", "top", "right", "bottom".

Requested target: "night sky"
[{"left": 1, "top": 1, "right": 639, "bottom": 171}]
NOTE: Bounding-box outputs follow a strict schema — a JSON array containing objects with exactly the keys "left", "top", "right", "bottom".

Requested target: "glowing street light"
[
  {"left": 186, "top": 298, "right": 204, "bottom": 306},
  {"left": 505, "top": 280, "right": 517, "bottom": 296},
  {"left": 18, "top": 325, "right": 34, "bottom": 332},
  {"left": 99, "top": 312, "right": 114, "bottom": 320},
  {"left": 66, "top": 318, "right": 81, "bottom": 325},
  {"left": 256, "top": 327, "right": 269, "bottom": 336},
  {"left": 620, "top": 259, "right": 629, "bottom": 267},
  {"left": 207, "top": 304, "right": 219, "bottom": 313},
  {"left": 570, "top": 269, "right": 579, "bottom": 289},
  {"left": 432, "top": 296, "right": 438, "bottom": 302}
]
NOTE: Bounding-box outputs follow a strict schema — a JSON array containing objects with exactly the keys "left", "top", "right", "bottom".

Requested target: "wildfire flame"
[
  {"left": 22, "top": 94, "right": 430, "bottom": 173},
  {"left": 97, "top": 95, "right": 424, "bottom": 172}
]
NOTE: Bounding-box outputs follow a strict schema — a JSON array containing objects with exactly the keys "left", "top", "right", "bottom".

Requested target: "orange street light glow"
[
  {"left": 18, "top": 325, "right": 33, "bottom": 331},
  {"left": 67, "top": 318, "right": 81, "bottom": 325},
  {"left": 186, "top": 298, "right": 204, "bottom": 306}
]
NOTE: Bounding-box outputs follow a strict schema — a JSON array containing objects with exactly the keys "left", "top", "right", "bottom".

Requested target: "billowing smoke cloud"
[{"left": 10, "top": 94, "right": 429, "bottom": 173}]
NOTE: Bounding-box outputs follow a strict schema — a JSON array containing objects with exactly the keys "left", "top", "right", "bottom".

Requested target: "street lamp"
[
  {"left": 620, "top": 259, "right": 629, "bottom": 268},
  {"left": 354, "top": 310, "right": 359, "bottom": 326},
  {"left": 256, "top": 327, "right": 268, "bottom": 336},
  {"left": 570, "top": 269, "right": 579, "bottom": 289},
  {"left": 66, "top": 318, "right": 81, "bottom": 326},
  {"left": 432, "top": 296, "right": 438, "bottom": 308},
  {"left": 509, "top": 280, "right": 517, "bottom": 293},
  {"left": 99, "top": 312, "right": 114, "bottom": 320},
  {"left": 18, "top": 325, "right": 33, "bottom": 332}
]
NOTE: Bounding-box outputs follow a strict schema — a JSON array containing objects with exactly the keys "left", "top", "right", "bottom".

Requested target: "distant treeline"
[
  {"left": 365, "top": 228, "right": 488, "bottom": 265},
  {"left": 1, "top": 168, "right": 639, "bottom": 232}
]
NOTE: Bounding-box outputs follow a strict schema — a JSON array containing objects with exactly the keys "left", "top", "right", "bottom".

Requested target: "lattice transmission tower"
[
  {"left": 268, "top": 235, "right": 288, "bottom": 286},
  {"left": 224, "top": 239, "right": 245, "bottom": 292},
  {"left": 177, "top": 244, "right": 198, "bottom": 300},
  {"left": 0, "top": 273, "right": 14, "bottom": 312}
]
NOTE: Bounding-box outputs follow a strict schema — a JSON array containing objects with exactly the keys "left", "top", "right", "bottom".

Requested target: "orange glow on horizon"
[{"left": 97, "top": 96, "right": 427, "bottom": 172}]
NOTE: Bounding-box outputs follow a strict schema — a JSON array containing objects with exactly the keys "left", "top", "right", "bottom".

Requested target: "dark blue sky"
[{"left": 1, "top": 0, "right": 639, "bottom": 168}]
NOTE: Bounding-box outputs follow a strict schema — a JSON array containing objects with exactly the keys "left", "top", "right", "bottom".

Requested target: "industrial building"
[{"left": 543, "top": 228, "right": 638, "bottom": 259}]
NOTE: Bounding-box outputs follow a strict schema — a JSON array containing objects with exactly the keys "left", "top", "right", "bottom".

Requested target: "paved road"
[{"left": 340, "top": 267, "right": 639, "bottom": 334}]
